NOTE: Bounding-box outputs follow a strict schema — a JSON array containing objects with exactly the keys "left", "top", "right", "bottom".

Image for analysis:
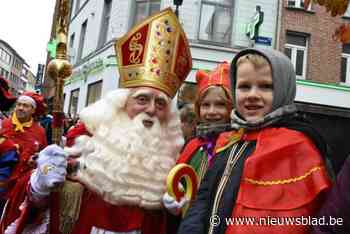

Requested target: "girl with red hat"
[
  {"left": 177, "top": 62, "right": 233, "bottom": 180},
  {"left": 163, "top": 62, "right": 234, "bottom": 216}
]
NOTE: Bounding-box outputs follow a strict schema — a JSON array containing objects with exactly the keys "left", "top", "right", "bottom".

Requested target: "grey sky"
[{"left": 0, "top": 0, "right": 56, "bottom": 74}]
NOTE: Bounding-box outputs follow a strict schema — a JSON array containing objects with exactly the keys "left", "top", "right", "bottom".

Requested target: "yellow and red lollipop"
[{"left": 166, "top": 163, "right": 198, "bottom": 217}]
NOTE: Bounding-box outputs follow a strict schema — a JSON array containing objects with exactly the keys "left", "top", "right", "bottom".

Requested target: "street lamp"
[{"left": 173, "top": 0, "right": 183, "bottom": 18}]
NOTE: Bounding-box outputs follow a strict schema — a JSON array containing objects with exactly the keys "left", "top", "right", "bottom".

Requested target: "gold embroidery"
[
  {"left": 197, "top": 154, "right": 208, "bottom": 187},
  {"left": 42, "top": 164, "right": 56, "bottom": 175},
  {"left": 59, "top": 181, "right": 84, "bottom": 234},
  {"left": 216, "top": 128, "right": 245, "bottom": 153},
  {"left": 129, "top": 33, "right": 143, "bottom": 64},
  {"left": 148, "top": 20, "right": 174, "bottom": 78},
  {"left": 244, "top": 166, "right": 323, "bottom": 186},
  {"left": 115, "top": 8, "right": 192, "bottom": 98}
]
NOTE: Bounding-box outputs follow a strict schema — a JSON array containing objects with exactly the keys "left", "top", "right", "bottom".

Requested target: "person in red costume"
[
  {"left": 178, "top": 62, "right": 233, "bottom": 180},
  {"left": 178, "top": 48, "right": 333, "bottom": 234},
  {"left": 0, "top": 75, "right": 18, "bottom": 215},
  {"left": 0, "top": 8, "right": 192, "bottom": 234},
  {"left": 0, "top": 91, "right": 47, "bottom": 196},
  {"left": 162, "top": 62, "right": 233, "bottom": 216}
]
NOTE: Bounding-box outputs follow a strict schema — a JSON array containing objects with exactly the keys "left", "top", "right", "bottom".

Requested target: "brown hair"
[
  {"left": 194, "top": 86, "right": 233, "bottom": 121},
  {"left": 180, "top": 103, "right": 196, "bottom": 124}
]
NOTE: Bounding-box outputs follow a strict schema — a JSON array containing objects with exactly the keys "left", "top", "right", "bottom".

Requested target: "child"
[
  {"left": 178, "top": 48, "right": 332, "bottom": 234},
  {"left": 163, "top": 62, "right": 233, "bottom": 216},
  {"left": 177, "top": 61, "right": 233, "bottom": 183}
]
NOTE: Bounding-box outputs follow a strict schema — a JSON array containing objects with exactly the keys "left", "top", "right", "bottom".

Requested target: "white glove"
[
  {"left": 162, "top": 192, "right": 189, "bottom": 216},
  {"left": 64, "top": 135, "right": 94, "bottom": 158},
  {"left": 30, "top": 145, "right": 67, "bottom": 197}
]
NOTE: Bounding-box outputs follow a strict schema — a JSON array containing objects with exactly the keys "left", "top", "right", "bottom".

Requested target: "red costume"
[
  {"left": 178, "top": 127, "right": 331, "bottom": 234},
  {"left": 0, "top": 92, "right": 47, "bottom": 232},
  {"left": 225, "top": 128, "right": 331, "bottom": 234},
  {"left": 0, "top": 91, "right": 47, "bottom": 196},
  {"left": 1, "top": 119, "right": 46, "bottom": 184}
]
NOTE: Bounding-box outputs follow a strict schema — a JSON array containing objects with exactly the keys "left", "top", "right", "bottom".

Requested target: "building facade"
[
  {"left": 63, "top": 0, "right": 279, "bottom": 118},
  {"left": 23, "top": 66, "right": 37, "bottom": 92},
  {"left": 279, "top": 0, "right": 350, "bottom": 108},
  {"left": 0, "top": 39, "right": 29, "bottom": 96}
]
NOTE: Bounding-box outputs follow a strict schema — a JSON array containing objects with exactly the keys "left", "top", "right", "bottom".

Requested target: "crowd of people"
[{"left": 0, "top": 7, "right": 349, "bottom": 234}]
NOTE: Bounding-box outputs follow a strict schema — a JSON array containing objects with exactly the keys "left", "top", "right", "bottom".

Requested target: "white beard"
[{"left": 64, "top": 89, "right": 184, "bottom": 209}]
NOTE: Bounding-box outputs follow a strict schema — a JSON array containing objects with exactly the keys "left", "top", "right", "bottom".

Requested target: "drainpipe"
[{"left": 275, "top": 0, "right": 283, "bottom": 50}]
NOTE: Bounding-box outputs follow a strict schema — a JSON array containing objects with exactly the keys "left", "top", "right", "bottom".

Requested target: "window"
[
  {"left": 198, "top": 0, "right": 233, "bottom": 45},
  {"left": 69, "top": 0, "right": 74, "bottom": 19},
  {"left": 6, "top": 53, "right": 11, "bottom": 64},
  {"left": 77, "top": 20, "right": 88, "bottom": 61},
  {"left": 341, "top": 44, "right": 350, "bottom": 84},
  {"left": 287, "top": 0, "right": 304, "bottom": 8},
  {"left": 98, "top": 0, "right": 112, "bottom": 49},
  {"left": 69, "top": 88, "right": 80, "bottom": 119},
  {"left": 86, "top": 80, "right": 102, "bottom": 106},
  {"left": 133, "top": 0, "right": 160, "bottom": 26},
  {"left": 284, "top": 33, "right": 308, "bottom": 79},
  {"left": 287, "top": 0, "right": 312, "bottom": 10},
  {"left": 69, "top": 33, "right": 76, "bottom": 63},
  {"left": 0, "top": 69, "right": 8, "bottom": 79},
  {"left": 0, "top": 48, "right": 11, "bottom": 64},
  {"left": 13, "top": 60, "right": 21, "bottom": 70},
  {"left": 75, "top": 0, "right": 81, "bottom": 15},
  {"left": 69, "top": 33, "right": 75, "bottom": 48}
]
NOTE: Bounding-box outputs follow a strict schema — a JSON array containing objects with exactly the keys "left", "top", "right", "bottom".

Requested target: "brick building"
[{"left": 279, "top": 0, "right": 350, "bottom": 84}]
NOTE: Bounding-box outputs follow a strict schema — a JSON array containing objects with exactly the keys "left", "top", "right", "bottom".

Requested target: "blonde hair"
[
  {"left": 194, "top": 86, "right": 233, "bottom": 120},
  {"left": 236, "top": 53, "right": 270, "bottom": 70}
]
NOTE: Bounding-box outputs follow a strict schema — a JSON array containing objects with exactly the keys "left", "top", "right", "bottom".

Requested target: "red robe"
[
  {"left": 50, "top": 190, "right": 167, "bottom": 234},
  {"left": 222, "top": 128, "right": 331, "bottom": 234},
  {"left": 177, "top": 138, "right": 205, "bottom": 164},
  {"left": 0, "top": 118, "right": 47, "bottom": 195},
  {"left": 1, "top": 123, "right": 169, "bottom": 234}
]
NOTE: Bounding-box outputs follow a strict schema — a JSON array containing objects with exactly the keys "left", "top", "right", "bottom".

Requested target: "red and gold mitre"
[
  {"left": 196, "top": 61, "right": 231, "bottom": 96},
  {"left": 115, "top": 8, "right": 192, "bottom": 98}
]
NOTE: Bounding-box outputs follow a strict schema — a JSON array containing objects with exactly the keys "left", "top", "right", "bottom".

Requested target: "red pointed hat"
[
  {"left": 196, "top": 62, "right": 231, "bottom": 97},
  {"left": 0, "top": 76, "right": 16, "bottom": 111},
  {"left": 19, "top": 91, "right": 47, "bottom": 116}
]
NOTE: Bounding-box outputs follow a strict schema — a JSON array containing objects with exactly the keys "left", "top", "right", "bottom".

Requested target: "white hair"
[
  {"left": 79, "top": 88, "right": 130, "bottom": 133},
  {"left": 66, "top": 88, "right": 184, "bottom": 209}
]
